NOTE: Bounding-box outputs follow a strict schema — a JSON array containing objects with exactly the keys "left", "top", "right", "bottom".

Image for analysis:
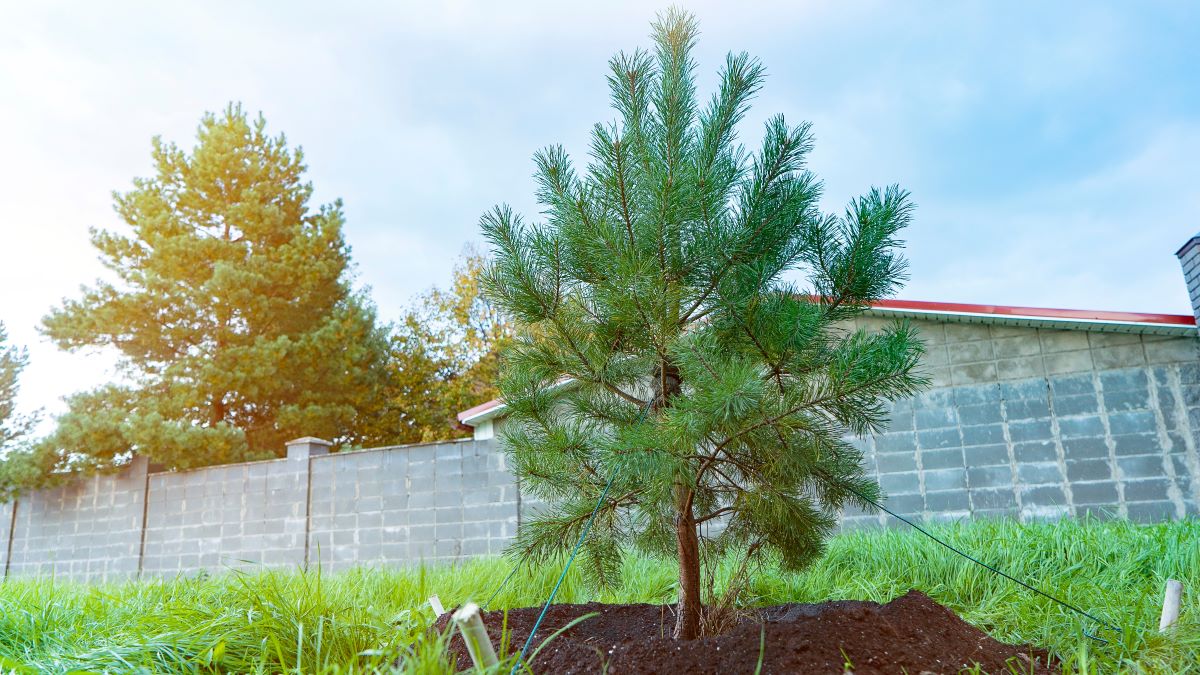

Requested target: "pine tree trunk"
[
  {"left": 674, "top": 485, "right": 703, "bottom": 640},
  {"left": 654, "top": 359, "right": 701, "bottom": 640},
  {"left": 210, "top": 396, "right": 225, "bottom": 427}
]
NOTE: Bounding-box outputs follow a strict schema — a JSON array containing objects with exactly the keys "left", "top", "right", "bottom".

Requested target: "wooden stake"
[
  {"left": 1159, "top": 579, "right": 1182, "bottom": 632},
  {"left": 453, "top": 602, "right": 499, "bottom": 668}
]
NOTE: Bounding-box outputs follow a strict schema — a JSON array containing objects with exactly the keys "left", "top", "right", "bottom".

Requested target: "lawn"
[{"left": 0, "top": 518, "right": 1195, "bottom": 673}]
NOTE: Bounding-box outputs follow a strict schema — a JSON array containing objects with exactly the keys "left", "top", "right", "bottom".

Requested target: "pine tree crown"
[{"left": 482, "top": 8, "right": 927, "bottom": 587}]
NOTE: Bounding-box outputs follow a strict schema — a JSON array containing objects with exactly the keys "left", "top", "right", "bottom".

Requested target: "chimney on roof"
[{"left": 1176, "top": 233, "right": 1200, "bottom": 327}]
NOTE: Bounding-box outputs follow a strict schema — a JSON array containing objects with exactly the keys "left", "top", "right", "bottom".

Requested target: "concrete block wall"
[
  {"left": 0, "top": 438, "right": 518, "bottom": 581},
  {"left": 841, "top": 318, "right": 1200, "bottom": 528},
  {"left": 1, "top": 317, "right": 1196, "bottom": 581},
  {"left": 141, "top": 454, "right": 309, "bottom": 574},
  {"left": 307, "top": 440, "right": 518, "bottom": 570},
  {"left": 3, "top": 457, "right": 148, "bottom": 581}
]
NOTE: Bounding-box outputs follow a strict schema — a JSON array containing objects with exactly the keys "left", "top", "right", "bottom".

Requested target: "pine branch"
[{"left": 694, "top": 506, "right": 736, "bottom": 524}]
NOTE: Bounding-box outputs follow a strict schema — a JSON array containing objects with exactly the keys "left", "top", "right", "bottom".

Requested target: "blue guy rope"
[
  {"left": 855, "top": 490, "right": 1122, "bottom": 643},
  {"left": 482, "top": 558, "right": 523, "bottom": 610},
  {"left": 484, "top": 400, "right": 655, "bottom": 616},
  {"left": 492, "top": 382, "right": 1117, "bottom": 672},
  {"left": 509, "top": 469, "right": 619, "bottom": 674}
]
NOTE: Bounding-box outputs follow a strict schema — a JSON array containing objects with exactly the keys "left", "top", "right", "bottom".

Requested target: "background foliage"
[
  {"left": 23, "top": 105, "right": 393, "bottom": 480},
  {"left": 0, "top": 106, "right": 508, "bottom": 493},
  {"left": 374, "top": 248, "right": 512, "bottom": 445}
]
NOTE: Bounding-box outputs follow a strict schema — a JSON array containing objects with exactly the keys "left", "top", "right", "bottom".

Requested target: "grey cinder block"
[
  {"left": 952, "top": 363, "right": 998, "bottom": 385},
  {"left": 1005, "top": 398, "right": 1051, "bottom": 420},
  {"left": 1113, "top": 433, "right": 1162, "bottom": 456},
  {"left": 1107, "top": 410, "right": 1156, "bottom": 436},
  {"left": 925, "top": 490, "right": 970, "bottom": 512},
  {"left": 1102, "top": 390, "right": 1151, "bottom": 413},
  {"left": 920, "top": 448, "right": 964, "bottom": 470},
  {"left": 967, "top": 466, "right": 1012, "bottom": 489},
  {"left": 1043, "top": 351, "right": 1093, "bottom": 374},
  {"left": 875, "top": 432, "right": 917, "bottom": 453},
  {"left": 1062, "top": 437, "right": 1109, "bottom": 459},
  {"left": 958, "top": 403, "right": 1003, "bottom": 425},
  {"left": 1126, "top": 501, "right": 1176, "bottom": 522},
  {"left": 1072, "top": 481, "right": 1120, "bottom": 505},
  {"left": 435, "top": 540, "right": 462, "bottom": 558},
  {"left": 960, "top": 424, "right": 1005, "bottom": 446},
  {"left": 881, "top": 493, "right": 923, "bottom": 516},
  {"left": 953, "top": 384, "right": 1001, "bottom": 407},
  {"left": 1008, "top": 420, "right": 1054, "bottom": 442},
  {"left": 1053, "top": 393, "right": 1099, "bottom": 416},
  {"left": 1117, "top": 456, "right": 1165, "bottom": 480},
  {"left": 1103, "top": 369, "right": 1152, "bottom": 394},
  {"left": 434, "top": 508, "right": 465, "bottom": 525},
  {"left": 1000, "top": 379, "right": 1047, "bottom": 402},
  {"left": 1057, "top": 416, "right": 1104, "bottom": 439},
  {"left": 1020, "top": 485, "right": 1067, "bottom": 507},
  {"left": 964, "top": 444, "right": 1010, "bottom": 466},
  {"left": 1050, "top": 374, "right": 1094, "bottom": 397},
  {"left": 918, "top": 428, "right": 961, "bottom": 449},
  {"left": 1014, "top": 441, "right": 1058, "bottom": 463},
  {"left": 878, "top": 449, "right": 912, "bottom": 470},
  {"left": 923, "top": 468, "right": 967, "bottom": 492},
  {"left": 1122, "top": 479, "right": 1171, "bottom": 503},
  {"left": 916, "top": 408, "right": 957, "bottom": 430},
  {"left": 1017, "top": 462, "right": 1063, "bottom": 486},
  {"left": 879, "top": 472, "right": 921, "bottom": 496},
  {"left": 1066, "top": 459, "right": 1113, "bottom": 482},
  {"left": 971, "top": 488, "right": 1017, "bottom": 510}
]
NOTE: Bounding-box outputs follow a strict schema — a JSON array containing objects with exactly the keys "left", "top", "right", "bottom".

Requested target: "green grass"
[{"left": 0, "top": 517, "right": 1196, "bottom": 673}]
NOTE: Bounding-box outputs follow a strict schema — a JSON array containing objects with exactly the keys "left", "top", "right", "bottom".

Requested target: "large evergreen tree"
[
  {"left": 37, "top": 104, "right": 392, "bottom": 474},
  {"left": 482, "top": 10, "right": 926, "bottom": 639}
]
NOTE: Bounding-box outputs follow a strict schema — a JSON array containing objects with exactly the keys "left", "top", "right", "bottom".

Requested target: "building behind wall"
[{"left": 460, "top": 300, "right": 1200, "bottom": 526}]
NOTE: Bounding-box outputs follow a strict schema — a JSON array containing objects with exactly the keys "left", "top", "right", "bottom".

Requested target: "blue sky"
[{"left": 1, "top": 1, "right": 1198, "bottom": 425}]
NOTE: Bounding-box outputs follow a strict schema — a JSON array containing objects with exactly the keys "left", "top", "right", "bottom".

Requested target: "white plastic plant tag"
[{"left": 428, "top": 594, "right": 446, "bottom": 616}]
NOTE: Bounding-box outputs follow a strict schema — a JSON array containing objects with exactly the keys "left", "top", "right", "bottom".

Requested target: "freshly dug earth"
[{"left": 436, "top": 591, "right": 1055, "bottom": 674}]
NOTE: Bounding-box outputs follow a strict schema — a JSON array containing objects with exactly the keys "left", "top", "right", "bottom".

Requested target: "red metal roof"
[
  {"left": 869, "top": 299, "right": 1195, "bottom": 327},
  {"left": 457, "top": 398, "right": 502, "bottom": 422}
]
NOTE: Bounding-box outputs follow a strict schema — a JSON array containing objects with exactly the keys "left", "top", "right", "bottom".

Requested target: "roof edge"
[
  {"left": 868, "top": 299, "right": 1194, "bottom": 327},
  {"left": 1176, "top": 233, "right": 1200, "bottom": 258},
  {"left": 457, "top": 398, "right": 503, "bottom": 425}
]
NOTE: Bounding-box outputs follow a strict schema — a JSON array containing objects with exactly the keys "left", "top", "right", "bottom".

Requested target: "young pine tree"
[
  {"left": 482, "top": 10, "right": 926, "bottom": 640},
  {"left": 37, "top": 104, "right": 392, "bottom": 475}
]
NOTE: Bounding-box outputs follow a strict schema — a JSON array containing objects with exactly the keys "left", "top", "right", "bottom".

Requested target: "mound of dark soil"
[{"left": 435, "top": 591, "right": 1055, "bottom": 674}]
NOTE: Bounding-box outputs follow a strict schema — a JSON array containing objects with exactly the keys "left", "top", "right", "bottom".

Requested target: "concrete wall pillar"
[
  {"left": 286, "top": 437, "right": 332, "bottom": 460},
  {"left": 286, "top": 437, "right": 330, "bottom": 567},
  {"left": 1, "top": 499, "right": 15, "bottom": 577}
]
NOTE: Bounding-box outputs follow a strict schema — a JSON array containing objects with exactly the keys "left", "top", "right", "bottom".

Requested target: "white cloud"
[{"left": 0, "top": 0, "right": 1195, "bottom": 428}]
